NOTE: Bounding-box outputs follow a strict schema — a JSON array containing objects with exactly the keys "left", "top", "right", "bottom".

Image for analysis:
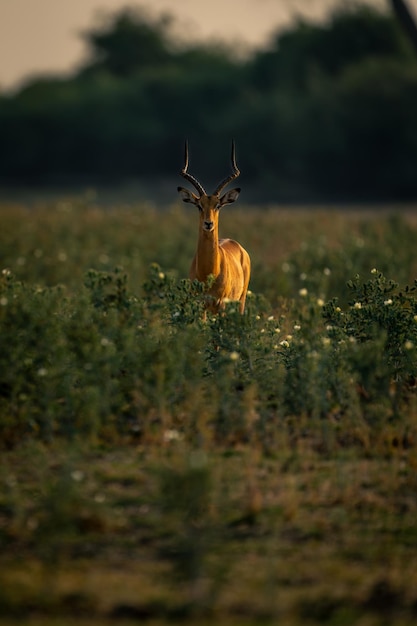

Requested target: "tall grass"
[
  {"left": 1, "top": 201, "right": 417, "bottom": 447},
  {"left": 2, "top": 200, "right": 417, "bottom": 624}
]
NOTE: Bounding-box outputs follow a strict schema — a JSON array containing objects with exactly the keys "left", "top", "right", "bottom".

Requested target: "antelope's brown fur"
[{"left": 178, "top": 142, "right": 251, "bottom": 314}]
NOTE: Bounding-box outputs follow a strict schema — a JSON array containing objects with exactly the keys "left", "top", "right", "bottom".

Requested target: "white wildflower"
[
  {"left": 280, "top": 340, "right": 290, "bottom": 348},
  {"left": 163, "top": 429, "right": 183, "bottom": 442},
  {"left": 354, "top": 302, "right": 362, "bottom": 310},
  {"left": 229, "top": 351, "right": 239, "bottom": 361},
  {"left": 405, "top": 340, "right": 414, "bottom": 350},
  {"left": 299, "top": 288, "right": 308, "bottom": 297},
  {"left": 384, "top": 299, "right": 393, "bottom": 306}
]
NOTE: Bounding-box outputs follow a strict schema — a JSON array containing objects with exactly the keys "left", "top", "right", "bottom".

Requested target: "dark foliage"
[{"left": 1, "top": 3, "right": 417, "bottom": 201}]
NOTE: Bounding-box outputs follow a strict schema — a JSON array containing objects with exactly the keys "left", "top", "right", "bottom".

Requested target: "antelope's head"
[{"left": 177, "top": 141, "right": 241, "bottom": 233}]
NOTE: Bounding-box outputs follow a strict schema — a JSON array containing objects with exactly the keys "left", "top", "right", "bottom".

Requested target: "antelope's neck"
[{"left": 196, "top": 229, "right": 221, "bottom": 280}]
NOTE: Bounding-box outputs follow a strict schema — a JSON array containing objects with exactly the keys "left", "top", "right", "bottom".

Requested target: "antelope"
[{"left": 177, "top": 141, "right": 251, "bottom": 314}]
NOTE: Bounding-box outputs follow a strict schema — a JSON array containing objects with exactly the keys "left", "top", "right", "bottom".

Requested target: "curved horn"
[
  {"left": 180, "top": 141, "right": 206, "bottom": 197},
  {"left": 213, "top": 140, "right": 240, "bottom": 196}
]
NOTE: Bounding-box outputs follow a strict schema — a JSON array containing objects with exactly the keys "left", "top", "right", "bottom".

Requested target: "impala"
[{"left": 177, "top": 141, "right": 251, "bottom": 314}]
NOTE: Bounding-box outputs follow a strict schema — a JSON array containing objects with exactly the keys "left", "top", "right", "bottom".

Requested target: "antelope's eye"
[{"left": 198, "top": 205, "right": 203, "bottom": 212}]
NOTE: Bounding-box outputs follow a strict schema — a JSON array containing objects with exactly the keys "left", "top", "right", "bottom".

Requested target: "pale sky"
[{"left": 0, "top": 0, "right": 414, "bottom": 91}]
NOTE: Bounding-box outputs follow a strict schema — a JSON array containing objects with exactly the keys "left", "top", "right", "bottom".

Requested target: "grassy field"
[{"left": 1, "top": 197, "right": 417, "bottom": 625}]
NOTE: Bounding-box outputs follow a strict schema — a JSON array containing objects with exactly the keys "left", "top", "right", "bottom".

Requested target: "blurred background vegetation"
[{"left": 1, "top": 0, "right": 417, "bottom": 203}]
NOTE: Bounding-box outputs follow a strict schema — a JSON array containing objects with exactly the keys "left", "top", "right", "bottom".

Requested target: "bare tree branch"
[{"left": 389, "top": 0, "right": 417, "bottom": 55}]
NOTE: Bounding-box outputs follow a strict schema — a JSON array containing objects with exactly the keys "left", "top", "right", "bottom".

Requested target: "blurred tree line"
[{"left": 1, "top": 2, "right": 417, "bottom": 202}]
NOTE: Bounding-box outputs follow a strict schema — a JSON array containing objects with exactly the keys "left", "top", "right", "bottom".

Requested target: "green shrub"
[
  {"left": 323, "top": 270, "right": 417, "bottom": 419},
  {"left": 2, "top": 207, "right": 417, "bottom": 452}
]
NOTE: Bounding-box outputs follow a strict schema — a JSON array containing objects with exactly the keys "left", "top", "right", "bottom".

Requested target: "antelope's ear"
[
  {"left": 219, "top": 187, "right": 241, "bottom": 207},
  {"left": 177, "top": 186, "right": 199, "bottom": 205}
]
